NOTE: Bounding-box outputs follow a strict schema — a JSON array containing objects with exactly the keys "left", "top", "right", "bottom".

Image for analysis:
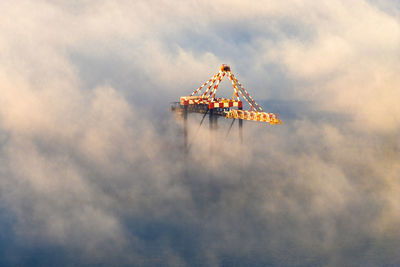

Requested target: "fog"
[{"left": 0, "top": 0, "right": 399, "bottom": 266}]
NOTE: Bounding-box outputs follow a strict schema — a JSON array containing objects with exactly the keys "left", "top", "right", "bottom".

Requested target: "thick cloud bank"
[{"left": 0, "top": 0, "right": 399, "bottom": 266}]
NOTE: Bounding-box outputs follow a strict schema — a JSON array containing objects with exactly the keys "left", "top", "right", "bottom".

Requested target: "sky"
[{"left": 0, "top": 0, "right": 399, "bottom": 266}]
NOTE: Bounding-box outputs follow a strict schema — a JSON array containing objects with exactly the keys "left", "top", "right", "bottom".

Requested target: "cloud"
[{"left": 0, "top": 0, "right": 399, "bottom": 266}]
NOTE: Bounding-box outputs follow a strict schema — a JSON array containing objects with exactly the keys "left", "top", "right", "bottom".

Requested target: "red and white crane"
[{"left": 176, "top": 64, "right": 282, "bottom": 125}]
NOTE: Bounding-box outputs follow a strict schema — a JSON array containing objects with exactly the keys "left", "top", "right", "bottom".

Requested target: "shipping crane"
[{"left": 170, "top": 64, "right": 282, "bottom": 151}]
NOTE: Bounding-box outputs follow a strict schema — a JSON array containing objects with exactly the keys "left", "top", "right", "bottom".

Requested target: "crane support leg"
[
  {"left": 238, "top": 106, "right": 243, "bottom": 144},
  {"left": 226, "top": 118, "right": 236, "bottom": 138},
  {"left": 209, "top": 108, "right": 214, "bottom": 152},
  {"left": 184, "top": 105, "right": 188, "bottom": 153}
]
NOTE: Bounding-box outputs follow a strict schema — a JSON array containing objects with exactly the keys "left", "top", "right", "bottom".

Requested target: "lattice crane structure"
[{"left": 170, "top": 64, "right": 282, "bottom": 150}]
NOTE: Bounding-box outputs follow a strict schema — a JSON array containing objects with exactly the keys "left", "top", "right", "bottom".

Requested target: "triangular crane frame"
[
  {"left": 179, "top": 65, "right": 281, "bottom": 125},
  {"left": 189, "top": 64, "right": 264, "bottom": 112}
]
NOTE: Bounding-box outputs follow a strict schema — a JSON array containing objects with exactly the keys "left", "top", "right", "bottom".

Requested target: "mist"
[{"left": 0, "top": 0, "right": 399, "bottom": 266}]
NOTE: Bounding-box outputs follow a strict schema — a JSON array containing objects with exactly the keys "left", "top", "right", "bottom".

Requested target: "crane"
[
  {"left": 171, "top": 64, "right": 282, "bottom": 125},
  {"left": 170, "top": 64, "right": 282, "bottom": 152}
]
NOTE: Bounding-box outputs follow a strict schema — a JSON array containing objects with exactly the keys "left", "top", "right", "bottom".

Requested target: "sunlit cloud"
[{"left": 0, "top": 0, "right": 399, "bottom": 266}]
